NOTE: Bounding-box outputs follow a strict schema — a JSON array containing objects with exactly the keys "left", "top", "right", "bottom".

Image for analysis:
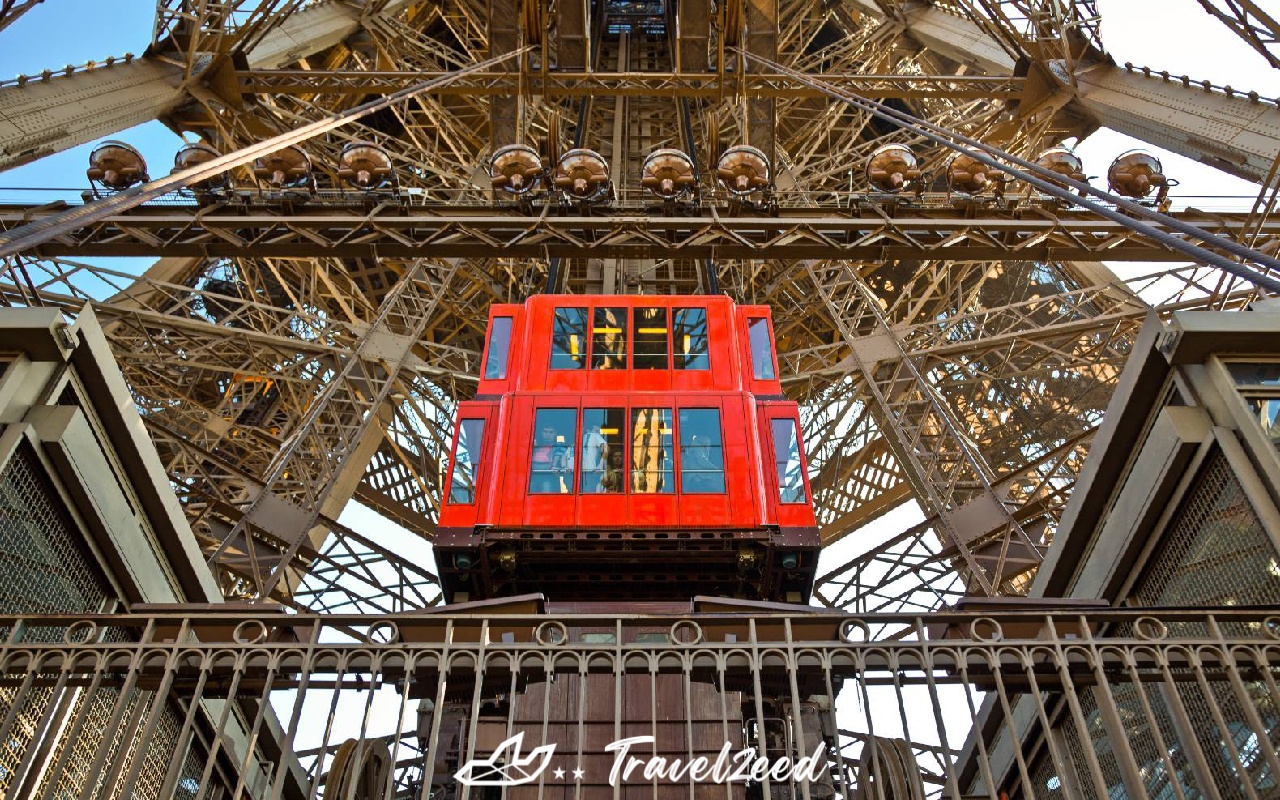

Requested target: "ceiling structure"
[{"left": 0, "top": 0, "right": 1277, "bottom": 613}]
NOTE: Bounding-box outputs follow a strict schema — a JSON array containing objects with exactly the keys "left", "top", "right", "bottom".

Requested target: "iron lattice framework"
[{"left": 0, "top": 0, "right": 1277, "bottom": 613}]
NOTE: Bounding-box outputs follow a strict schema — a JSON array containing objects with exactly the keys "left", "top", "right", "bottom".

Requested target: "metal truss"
[
  {"left": 237, "top": 69, "right": 1027, "bottom": 100},
  {"left": 0, "top": 0, "right": 1276, "bottom": 615},
  {"left": 2, "top": 199, "right": 1274, "bottom": 263},
  {"left": 1195, "top": 0, "right": 1280, "bottom": 69}
]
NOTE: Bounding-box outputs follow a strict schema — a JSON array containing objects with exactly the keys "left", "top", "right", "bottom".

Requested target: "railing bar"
[
  {"left": 229, "top": 665, "right": 281, "bottom": 800},
  {"left": 156, "top": 666, "right": 212, "bottom": 800}
]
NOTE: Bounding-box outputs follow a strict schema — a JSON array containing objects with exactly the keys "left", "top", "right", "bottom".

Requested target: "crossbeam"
[
  {"left": 237, "top": 69, "right": 1026, "bottom": 99},
  {"left": 3, "top": 200, "right": 1273, "bottom": 262}
]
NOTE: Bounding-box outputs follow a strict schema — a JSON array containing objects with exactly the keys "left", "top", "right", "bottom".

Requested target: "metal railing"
[{"left": 0, "top": 607, "right": 1277, "bottom": 799}]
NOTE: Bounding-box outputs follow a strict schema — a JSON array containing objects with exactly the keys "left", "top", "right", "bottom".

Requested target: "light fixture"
[
  {"left": 866, "top": 144, "right": 920, "bottom": 193},
  {"left": 715, "top": 145, "right": 770, "bottom": 196},
  {"left": 489, "top": 144, "right": 544, "bottom": 195},
  {"left": 641, "top": 148, "right": 697, "bottom": 198},
  {"left": 1107, "top": 150, "right": 1166, "bottom": 199},
  {"left": 338, "top": 141, "right": 395, "bottom": 190},
  {"left": 87, "top": 140, "right": 149, "bottom": 191},
  {"left": 253, "top": 146, "right": 313, "bottom": 189}
]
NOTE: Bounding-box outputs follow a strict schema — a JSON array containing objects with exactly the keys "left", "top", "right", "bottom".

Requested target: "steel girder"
[{"left": 1, "top": 201, "right": 1274, "bottom": 262}]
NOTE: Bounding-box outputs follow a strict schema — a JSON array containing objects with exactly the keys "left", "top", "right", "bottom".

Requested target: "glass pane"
[
  {"left": 748, "top": 317, "right": 776, "bottom": 380},
  {"left": 1229, "top": 362, "right": 1280, "bottom": 387},
  {"left": 770, "top": 418, "right": 806, "bottom": 503},
  {"left": 448, "top": 418, "right": 485, "bottom": 504},
  {"left": 581, "top": 408, "right": 626, "bottom": 493},
  {"left": 678, "top": 408, "right": 725, "bottom": 493},
  {"left": 578, "top": 632, "right": 617, "bottom": 643},
  {"left": 633, "top": 307, "right": 669, "bottom": 369},
  {"left": 631, "top": 407, "right": 674, "bottom": 493},
  {"left": 1246, "top": 397, "right": 1280, "bottom": 446},
  {"left": 530, "top": 409, "right": 577, "bottom": 493},
  {"left": 591, "top": 307, "right": 628, "bottom": 369},
  {"left": 674, "top": 308, "right": 709, "bottom": 370},
  {"left": 483, "top": 317, "right": 513, "bottom": 380},
  {"left": 551, "top": 308, "right": 587, "bottom": 370}
]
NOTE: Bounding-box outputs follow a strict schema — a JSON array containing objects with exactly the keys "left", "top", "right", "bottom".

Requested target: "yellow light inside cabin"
[
  {"left": 638, "top": 327, "right": 668, "bottom": 334},
  {"left": 595, "top": 327, "right": 623, "bottom": 334},
  {"left": 600, "top": 427, "right": 619, "bottom": 434}
]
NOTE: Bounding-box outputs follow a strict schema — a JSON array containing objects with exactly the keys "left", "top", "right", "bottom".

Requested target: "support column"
[
  {"left": 1069, "top": 61, "right": 1280, "bottom": 184},
  {"left": 745, "top": 0, "right": 777, "bottom": 163},
  {"left": 678, "top": 0, "right": 710, "bottom": 73},
  {"left": 843, "top": 0, "right": 1016, "bottom": 74},
  {"left": 490, "top": 0, "right": 520, "bottom": 150},
  {"left": 557, "top": 0, "right": 589, "bottom": 70}
]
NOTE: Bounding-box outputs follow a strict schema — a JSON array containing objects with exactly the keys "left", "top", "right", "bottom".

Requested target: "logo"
[
  {"left": 455, "top": 734, "right": 826, "bottom": 787},
  {"left": 454, "top": 733, "right": 557, "bottom": 786}
]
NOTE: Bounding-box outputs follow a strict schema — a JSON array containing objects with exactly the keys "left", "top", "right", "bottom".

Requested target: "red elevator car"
[{"left": 435, "top": 295, "right": 819, "bottom": 602}]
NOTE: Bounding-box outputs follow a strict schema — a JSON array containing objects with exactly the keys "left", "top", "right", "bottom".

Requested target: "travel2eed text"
[{"left": 455, "top": 732, "right": 828, "bottom": 787}]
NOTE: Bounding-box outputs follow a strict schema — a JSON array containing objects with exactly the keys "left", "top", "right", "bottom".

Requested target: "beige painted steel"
[
  {"left": 1072, "top": 61, "right": 1280, "bottom": 183},
  {"left": 0, "top": 60, "right": 184, "bottom": 171},
  {"left": 844, "top": 0, "right": 1016, "bottom": 73}
]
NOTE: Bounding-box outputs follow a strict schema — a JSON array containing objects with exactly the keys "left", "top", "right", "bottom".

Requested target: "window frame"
[
  {"left": 446, "top": 417, "right": 488, "bottom": 505},
  {"left": 630, "top": 406, "right": 675, "bottom": 494},
  {"left": 769, "top": 416, "right": 808, "bottom": 504},
  {"left": 483, "top": 316, "right": 514, "bottom": 380},
  {"left": 580, "top": 407, "right": 627, "bottom": 494},
  {"left": 677, "top": 407, "right": 727, "bottom": 494},
  {"left": 1223, "top": 359, "right": 1280, "bottom": 450},
  {"left": 673, "top": 307, "right": 711, "bottom": 371},
  {"left": 632, "top": 306, "right": 671, "bottom": 370},
  {"left": 747, "top": 316, "right": 778, "bottom": 381},
  {"left": 528, "top": 407, "right": 579, "bottom": 494},
  {"left": 590, "top": 306, "right": 629, "bottom": 370},
  {"left": 549, "top": 307, "right": 589, "bottom": 371}
]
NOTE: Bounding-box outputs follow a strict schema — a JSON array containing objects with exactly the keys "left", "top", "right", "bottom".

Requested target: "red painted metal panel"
[{"left": 460, "top": 295, "right": 815, "bottom": 535}]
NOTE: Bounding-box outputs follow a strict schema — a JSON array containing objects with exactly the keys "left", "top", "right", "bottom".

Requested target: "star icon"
[
  {"left": 554, "top": 767, "right": 566, "bottom": 780},
  {"left": 573, "top": 767, "right": 585, "bottom": 781}
]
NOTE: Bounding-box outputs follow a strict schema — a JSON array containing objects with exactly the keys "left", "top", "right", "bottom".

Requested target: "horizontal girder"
[
  {"left": 237, "top": 69, "right": 1027, "bottom": 99},
  {"left": 4, "top": 200, "right": 1273, "bottom": 262}
]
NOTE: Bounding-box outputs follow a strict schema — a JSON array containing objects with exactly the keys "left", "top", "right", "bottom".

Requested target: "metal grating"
[
  {"left": 0, "top": 445, "right": 112, "bottom": 796},
  {"left": 1132, "top": 450, "right": 1280, "bottom": 608},
  {"left": 0, "top": 445, "right": 110, "bottom": 617}
]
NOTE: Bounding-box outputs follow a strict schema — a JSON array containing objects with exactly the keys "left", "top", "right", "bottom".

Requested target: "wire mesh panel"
[
  {"left": 1133, "top": 450, "right": 1280, "bottom": 609},
  {"left": 0, "top": 445, "right": 110, "bottom": 617},
  {"left": 1028, "top": 450, "right": 1280, "bottom": 799},
  {"left": 0, "top": 445, "right": 112, "bottom": 795}
]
